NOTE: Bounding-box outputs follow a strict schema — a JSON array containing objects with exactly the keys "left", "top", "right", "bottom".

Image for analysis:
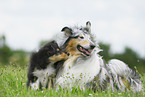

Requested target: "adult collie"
[{"left": 27, "top": 22, "right": 142, "bottom": 92}]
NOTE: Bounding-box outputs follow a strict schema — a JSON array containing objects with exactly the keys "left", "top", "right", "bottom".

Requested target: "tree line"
[
  {"left": 0, "top": 35, "right": 28, "bottom": 67},
  {"left": 0, "top": 35, "right": 145, "bottom": 74}
]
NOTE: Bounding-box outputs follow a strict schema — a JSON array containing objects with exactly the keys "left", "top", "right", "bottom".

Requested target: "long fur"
[
  {"left": 27, "top": 22, "right": 143, "bottom": 92},
  {"left": 107, "top": 59, "right": 143, "bottom": 92}
]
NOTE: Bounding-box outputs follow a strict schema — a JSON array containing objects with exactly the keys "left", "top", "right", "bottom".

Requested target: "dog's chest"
[
  {"left": 71, "top": 55, "right": 101, "bottom": 81},
  {"left": 33, "top": 64, "right": 55, "bottom": 78},
  {"left": 56, "top": 54, "right": 101, "bottom": 87}
]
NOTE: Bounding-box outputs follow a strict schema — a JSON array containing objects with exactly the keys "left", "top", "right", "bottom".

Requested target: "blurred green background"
[{"left": 0, "top": 35, "right": 145, "bottom": 74}]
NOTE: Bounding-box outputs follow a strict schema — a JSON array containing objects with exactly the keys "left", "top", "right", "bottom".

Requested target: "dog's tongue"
[
  {"left": 80, "top": 47, "right": 84, "bottom": 51},
  {"left": 80, "top": 47, "right": 91, "bottom": 55},
  {"left": 85, "top": 50, "right": 91, "bottom": 55}
]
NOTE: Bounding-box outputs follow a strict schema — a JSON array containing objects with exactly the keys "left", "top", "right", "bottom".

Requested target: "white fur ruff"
[{"left": 56, "top": 48, "right": 103, "bottom": 90}]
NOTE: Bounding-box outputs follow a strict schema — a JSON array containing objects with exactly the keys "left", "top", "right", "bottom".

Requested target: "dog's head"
[{"left": 61, "top": 21, "right": 96, "bottom": 56}]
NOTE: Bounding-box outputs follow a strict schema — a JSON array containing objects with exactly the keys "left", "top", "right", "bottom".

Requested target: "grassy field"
[{"left": 0, "top": 65, "right": 145, "bottom": 97}]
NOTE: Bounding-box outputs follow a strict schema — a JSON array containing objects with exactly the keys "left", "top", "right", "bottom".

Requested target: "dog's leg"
[
  {"left": 49, "top": 52, "right": 69, "bottom": 63},
  {"left": 27, "top": 72, "right": 39, "bottom": 89},
  {"left": 31, "top": 65, "right": 55, "bottom": 89},
  {"left": 30, "top": 79, "right": 40, "bottom": 90},
  {"left": 28, "top": 76, "right": 48, "bottom": 90},
  {"left": 39, "top": 76, "right": 48, "bottom": 89}
]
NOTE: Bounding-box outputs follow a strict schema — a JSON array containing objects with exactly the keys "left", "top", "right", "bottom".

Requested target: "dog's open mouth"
[{"left": 77, "top": 45, "right": 92, "bottom": 56}]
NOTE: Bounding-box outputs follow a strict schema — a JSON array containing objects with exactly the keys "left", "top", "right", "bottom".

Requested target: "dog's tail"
[{"left": 107, "top": 59, "right": 143, "bottom": 92}]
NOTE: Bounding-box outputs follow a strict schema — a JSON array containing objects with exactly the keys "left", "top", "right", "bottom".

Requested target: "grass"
[{"left": 0, "top": 65, "right": 145, "bottom": 97}]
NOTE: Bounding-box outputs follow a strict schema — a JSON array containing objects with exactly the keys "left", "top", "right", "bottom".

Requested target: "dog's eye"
[{"left": 79, "top": 36, "right": 84, "bottom": 39}]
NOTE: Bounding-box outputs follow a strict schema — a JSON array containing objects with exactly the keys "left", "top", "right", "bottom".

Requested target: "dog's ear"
[
  {"left": 86, "top": 21, "right": 91, "bottom": 33},
  {"left": 61, "top": 27, "right": 73, "bottom": 36}
]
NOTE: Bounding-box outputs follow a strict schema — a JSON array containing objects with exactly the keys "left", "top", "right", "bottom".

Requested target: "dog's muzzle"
[{"left": 77, "top": 44, "right": 96, "bottom": 56}]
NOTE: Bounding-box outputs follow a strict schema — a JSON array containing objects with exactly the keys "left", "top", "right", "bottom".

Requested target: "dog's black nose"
[{"left": 90, "top": 45, "right": 95, "bottom": 49}]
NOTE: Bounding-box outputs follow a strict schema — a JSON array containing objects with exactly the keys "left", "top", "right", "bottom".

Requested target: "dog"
[
  {"left": 27, "top": 21, "right": 143, "bottom": 92},
  {"left": 27, "top": 21, "right": 95, "bottom": 89},
  {"left": 27, "top": 40, "right": 69, "bottom": 89}
]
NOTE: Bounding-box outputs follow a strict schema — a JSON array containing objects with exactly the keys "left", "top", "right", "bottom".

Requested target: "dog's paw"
[{"left": 49, "top": 52, "right": 69, "bottom": 62}]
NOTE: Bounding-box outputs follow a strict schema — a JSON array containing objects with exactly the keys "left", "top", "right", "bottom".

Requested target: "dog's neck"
[{"left": 63, "top": 55, "right": 81, "bottom": 68}]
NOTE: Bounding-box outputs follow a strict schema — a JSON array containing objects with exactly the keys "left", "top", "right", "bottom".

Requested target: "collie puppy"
[
  {"left": 27, "top": 21, "right": 143, "bottom": 92},
  {"left": 27, "top": 40, "right": 69, "bottom": 89}
]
